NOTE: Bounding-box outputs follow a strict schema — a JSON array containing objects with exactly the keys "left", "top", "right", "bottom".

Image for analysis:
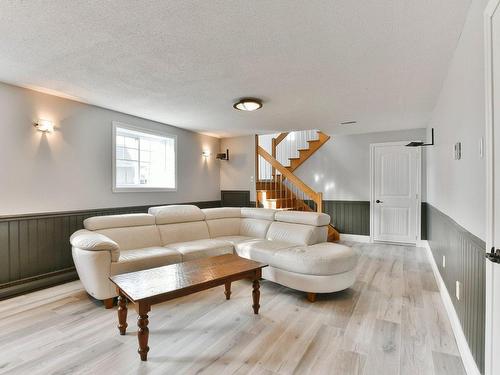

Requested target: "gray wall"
[
  {"left": 426, "top": 0, "right": 487, "bottom": 241},
  {"left": 295, "top": 128, "right": 427, "bottom": 201},
  {"left": 426, "top": 203, "right": 486, "bottom": 374},
  {"left": 0, "top": 82, "right": 221, "bottom": 215},
  {"left": 424, "top": 1, "right": 488, "bottom": 373}
]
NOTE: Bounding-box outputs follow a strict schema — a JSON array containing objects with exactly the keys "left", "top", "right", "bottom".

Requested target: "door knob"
[{"left": 376, "top": 199, "right": 383, "bottom": 203}]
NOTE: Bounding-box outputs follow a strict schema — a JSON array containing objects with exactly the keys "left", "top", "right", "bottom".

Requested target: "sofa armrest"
[{"left": 70, "top": 229, "right": 120, "bottom": 261}]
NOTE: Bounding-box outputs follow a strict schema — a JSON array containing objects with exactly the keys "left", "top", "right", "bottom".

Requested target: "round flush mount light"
[{"left": 233, "top": 98, "right": 263, "bottom": 111}]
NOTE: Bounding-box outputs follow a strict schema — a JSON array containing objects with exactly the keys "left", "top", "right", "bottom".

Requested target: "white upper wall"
[
  {"left": 0, "top": 83, "right": 221, "bottom": 215},
  {"left": 295, "top": 129, "right": 427, "bottom": 201},
  {"left": 426, "top": 0, "right": 487, "bottom": 240},
  {"left": 220, "top": 136, "right": 256, "bottom": 201}
]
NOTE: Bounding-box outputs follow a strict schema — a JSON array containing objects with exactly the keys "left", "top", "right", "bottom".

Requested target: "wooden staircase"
[
  {"left": 286, "top": 131, "right": 330, "bottom": 172},
  {"left": 256, "top": 130, "right": 340, "bottom": 242}
]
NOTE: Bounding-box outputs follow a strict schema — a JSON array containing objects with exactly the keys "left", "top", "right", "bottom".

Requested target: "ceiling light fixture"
[
  {"left": 233, "top": 98, "right": 262, "bottom": 111},
  {"left": 340, "top": 121, "right": 357, "bottom": 125}
]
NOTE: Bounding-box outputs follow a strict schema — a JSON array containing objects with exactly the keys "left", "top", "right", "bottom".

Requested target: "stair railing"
[{"left": 256, "top": 146, "right": 323, "bottom": 213}]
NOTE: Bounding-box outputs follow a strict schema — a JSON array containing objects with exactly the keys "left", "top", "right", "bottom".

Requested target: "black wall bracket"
[
  {"left": 487, "top": 247, "right": 500, "bottom": 263},
  {"left": 406, "top": 128, "right": 435, "bottom": 147},
  {"left": 216, "top": 149, "right": 229, "bottom": 161}
]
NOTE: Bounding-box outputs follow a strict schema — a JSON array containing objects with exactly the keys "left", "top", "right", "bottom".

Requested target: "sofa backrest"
[
  {"left": 84, "top": 213, "right": 162, "bottom": 250},
  {"left": 266, "top": 211, "right": 330, "bottom": 245},
  {"left": 81, "top": 206, "right": 331, "bottom": 250},
  {"left": 202, "top": 207, "right": 277, "bottom": 239},
  {"left": 240, "top": 208, "right": 276, "bottom": 238},
  {"left": 149, "top": 205, "right": 210, "bottom": 245},
  {"left": 203, "top": 207, "right": 241, "bottom": 237}
]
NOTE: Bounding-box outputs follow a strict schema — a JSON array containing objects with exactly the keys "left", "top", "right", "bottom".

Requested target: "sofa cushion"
[
  {"left": 234, "top": 239, "right": 297, "bottom": 265},
  {"left": 165, "top": 239, "right": 234, "bottom": 261},
  {"left": 206, "top": 218, "right": 241, "bottom": 238},
  {"left": 157, "top": 221, "right": 210, "bottom": 245},
  {"left": 241, "top": 208, "right": 276, "bottom": 220},
  {"left": 110, "top": 247, "right": 182, "bottom": 275},
  {"left": 272, "top": 243, "right": 358, "bottom": 276},
  {"left": 203, "top": 207, "right": 241, "bottom": 220},
  {"left": 149, "top": 205, "right": 205, "bottom": 224},
  {"left": 275, "top": 211, "right": 330, "bottom": 226},
  {"left": 84, "top": 213, "right": 155, "bottom": 231},
  {"left": 214, "top": 235, "right": 259, "bottom": 245},
  {"left": 96, "top": 225, "right": 162, "bottom": 251},
  {"left": 266, "top": 221, "right": 315, "bottom": 245}
]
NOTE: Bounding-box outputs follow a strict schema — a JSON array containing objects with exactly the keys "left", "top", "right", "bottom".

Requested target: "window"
[{"left": 112, "top": 122, "right": 176, "bottom": 192}]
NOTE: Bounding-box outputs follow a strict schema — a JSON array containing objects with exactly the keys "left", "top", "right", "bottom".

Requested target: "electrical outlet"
[
  {"left": 250, "top": 176, "right": 254, "bottom": 183},
  {"left": 442, "top": 255, "right": 446, "bottom": 268},
  {"left": 455, "top": 281, "right": 461, "bottom": 300}
]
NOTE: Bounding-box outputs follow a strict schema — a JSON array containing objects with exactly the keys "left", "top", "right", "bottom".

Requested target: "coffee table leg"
[
  {"left": 117, "top": 290, "right": 128, "bottom": 335},
  {"left": 224, "top": 281, "right": 231, "bottom": 300},
  {"left": 252, "top": 278, "right": 260, "bottom": 314},
  {"left": 137, "top": 303, "right": 150, "bottom": 361}
]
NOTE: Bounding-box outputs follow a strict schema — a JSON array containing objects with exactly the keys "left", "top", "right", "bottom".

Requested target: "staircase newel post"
[
  {"left": 255, "top": 134, "right": 259, "bottom": 208},
  {"left": 317, "top": 192, "right": 323, "bottom": 213},
  {"left": 271, "top": 137, "right": 276, "bottom": 182}
]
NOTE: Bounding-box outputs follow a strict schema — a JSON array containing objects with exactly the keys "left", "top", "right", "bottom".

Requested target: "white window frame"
[{"left": 112, "top": 121, "right": 177, "bottom": 193}]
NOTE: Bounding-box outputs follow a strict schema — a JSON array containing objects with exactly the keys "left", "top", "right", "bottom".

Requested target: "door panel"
[
  {"left": 486, "top": 2, "right": 500, "bottom": 374},
  {"left": 373, "top": 144, "right": 420, "bottom": 244}
]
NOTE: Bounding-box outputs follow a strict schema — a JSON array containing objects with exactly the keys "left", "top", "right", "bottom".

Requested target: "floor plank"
[{"left": 0, "top": 242, "right": 465, "bottom": 375}]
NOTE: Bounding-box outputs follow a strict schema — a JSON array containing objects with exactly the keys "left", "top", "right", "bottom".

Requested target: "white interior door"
[
  {"left": 371, "top": 143, "right": 420, "bottom": 244},
  {"left": 485, "top": 2, "right": 500, "bottom": 374}
]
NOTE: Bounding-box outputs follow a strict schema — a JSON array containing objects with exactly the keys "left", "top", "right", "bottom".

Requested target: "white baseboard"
[
  {"left": 339, "top": 233, "right": 371, "bottom": 243},
  {"left": 421, "top": 240, "right": 481, "bottom": 375}
]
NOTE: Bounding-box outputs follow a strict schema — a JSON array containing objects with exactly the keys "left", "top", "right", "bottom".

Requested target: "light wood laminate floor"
[{"left": 0, "top": 242, "right": 465, "bottom": 375}]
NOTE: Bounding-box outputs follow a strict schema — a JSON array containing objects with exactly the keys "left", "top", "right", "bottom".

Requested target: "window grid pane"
[{"left": 115, "top": 126, "right": 175, "bottom": 189}]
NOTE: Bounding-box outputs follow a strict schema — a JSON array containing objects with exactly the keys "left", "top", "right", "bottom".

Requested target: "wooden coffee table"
[{"left": 109, "top": 254, "right": 267, "bottom": 361}]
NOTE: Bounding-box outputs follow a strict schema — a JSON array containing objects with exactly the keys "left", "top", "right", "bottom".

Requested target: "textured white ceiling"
[{"left": 0, "top": 1, "right": 470, "bottom": 137}]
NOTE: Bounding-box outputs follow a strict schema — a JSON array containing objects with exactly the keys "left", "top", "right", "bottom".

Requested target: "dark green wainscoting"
[
  {"left": 425, "top": 203, "right": 486, "bottom": 374},
  {"left": 0, "top": 200, "right": 220, "bottom": 300},
  {"left": 322, "top": 200, "right": 370, "bottom": 235},
  {"left": 221, "top": 190, "right": 251, "bottom": 207}
]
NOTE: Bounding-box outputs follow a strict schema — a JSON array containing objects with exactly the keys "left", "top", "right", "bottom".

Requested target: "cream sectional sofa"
[{"left": 70, "top": 205, "right": 357, "bottom": 306}]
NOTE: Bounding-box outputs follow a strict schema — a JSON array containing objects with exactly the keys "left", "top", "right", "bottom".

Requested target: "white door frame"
[
  {"left": 484, "top": 1, "right": 499, "bottom": 374},
  {"left": 369, "top": 141, "right": 422, "bottom": 244}
]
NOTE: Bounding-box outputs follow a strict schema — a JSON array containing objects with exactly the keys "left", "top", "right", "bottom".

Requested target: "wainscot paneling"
[
  {"left": 221, "top": 190, "right": 251, "bottom": 207},
  {"left": 322, "top": 200, "right": 370, "bottom": 235},
  {"left": 0, "top": 200, "right": 220, "bottom": 300},
  {"left": 426, "top": 203, "right": 485, "bottom": 374}
]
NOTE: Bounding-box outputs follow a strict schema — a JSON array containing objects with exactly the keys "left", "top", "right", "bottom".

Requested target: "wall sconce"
[
  {"left": 216, "top": 149, "right": 230, "bottom": 161},
  {"left": 202, "top": 150, "right": 211, "bottom": 159},
  {"left": 34, "top": 119, "right": 54, "bottom": 133}
]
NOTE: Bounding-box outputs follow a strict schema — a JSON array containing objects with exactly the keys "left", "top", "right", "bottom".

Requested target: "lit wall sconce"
[
  {"left": 202, "top": 150, "right": 211, "bottom": 159},
  {"left": 34, "top": 119, "right": 54, "bottom": 133}
]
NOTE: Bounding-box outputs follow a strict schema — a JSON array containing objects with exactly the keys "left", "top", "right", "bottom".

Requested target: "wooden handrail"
[
  {"left": 274, "top": 132, "right": 289, "bottom": 146},
  {"left": 257, "top": 146, "right": 322, "bottom": 210}
]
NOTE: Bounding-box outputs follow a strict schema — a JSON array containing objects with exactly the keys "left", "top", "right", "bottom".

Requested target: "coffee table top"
[{"left": 109, "top": 254, "right": 267, "bottom": 302}]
